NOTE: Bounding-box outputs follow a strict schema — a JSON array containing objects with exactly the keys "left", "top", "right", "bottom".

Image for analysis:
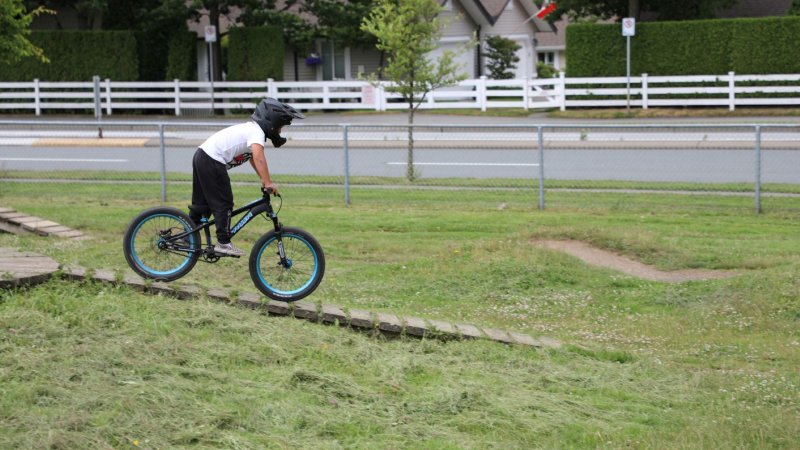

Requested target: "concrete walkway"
[{"left": 0, "top": 247, "right": 560, "bottom": 349}]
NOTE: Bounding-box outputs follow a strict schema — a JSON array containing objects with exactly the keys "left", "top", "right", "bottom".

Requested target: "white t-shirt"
[{"left": 199, "top": 121, "right": 266, "bottom": 170}]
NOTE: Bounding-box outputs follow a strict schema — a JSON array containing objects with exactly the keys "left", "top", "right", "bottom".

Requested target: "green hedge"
[
  {"left": 566, "top": 16, "right": 800, "bottom": 76},
  {"left": 227, "top": 26, "right": 284, "bottom": 81},
  {"left": 165, "top": 31, "right": 198, "bottom": 81},
  {"left": 0, "top": 31, "right": 138, "bottom": 81}
]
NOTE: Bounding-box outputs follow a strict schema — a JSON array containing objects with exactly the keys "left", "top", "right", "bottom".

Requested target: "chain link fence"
[{"left": 0, "top": 120, "right": 798, "bottom": 213}]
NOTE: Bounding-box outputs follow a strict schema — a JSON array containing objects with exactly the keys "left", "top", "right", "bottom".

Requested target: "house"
[
  {"left": 188, "top": 0, "right": 552, "bottom": 81},
  {"left": 532, "top": 0, "right": 793, "bottom": 76}
]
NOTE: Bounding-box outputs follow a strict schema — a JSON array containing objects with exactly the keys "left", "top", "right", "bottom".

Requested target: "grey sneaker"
[{"left": 214, "top": 242, "right": 246, "bottom": 257}]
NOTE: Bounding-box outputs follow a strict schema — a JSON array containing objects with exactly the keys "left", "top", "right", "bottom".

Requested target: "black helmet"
[{"left": 250, "top": 98, "right": 305, "bottom": 139}]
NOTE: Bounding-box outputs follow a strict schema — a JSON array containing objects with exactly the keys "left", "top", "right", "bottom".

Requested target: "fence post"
[
  {"left": 377, "top": 84, "right": 386, "bottom": 112},
  {"left": 522, "top": 78, "right": 529, "bottom": 111},
  {"left": 104, "top": 78, "right": 112, "bottom": 115},
  {"left": 537, "top": 125, "right": 545, "bottom": 210},
  {"left": 33, "top": 79, "right": 41, "bottom": 116},
  {"left": 343, "top": 124, "right": 351, "bottom": 205},
  {"left": 754, "top": 125, "right": 762, "bottom": 214},
  {"left": 93, "top": 75, "right": 101, "bottom": 119},
  {"left": 479, "top": 76, "right": 487, "bottom": 112},
  {"left": 728, "top": 71, "right": 736, "bottom": 111},
  {"left": 159, "top": 124, "right": 167, "bottom": 203},
  {"left": 174, "top": 79, "right": 181, "bottom": 116},
  {"left": 267, "top": 78, "right": 277, "bottom": 98},
  {"left": 558, "top": 72, "right": 566, "bottom": 111},
  {"left": 641, "top": 73, "right": 649, "bottom": 109}
]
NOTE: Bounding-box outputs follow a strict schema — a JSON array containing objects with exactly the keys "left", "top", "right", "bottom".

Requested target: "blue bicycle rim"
[
  {"left": 131, "top": 213, "right": 194, "bottom": 277},
  {"left": 256, "top": 232, "right": 319, "bottom": 296}
]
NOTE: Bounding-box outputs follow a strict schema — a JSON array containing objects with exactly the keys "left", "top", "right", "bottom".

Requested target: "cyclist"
[{"left": 189, "top": 97, "right": 304, "bottom": 257}]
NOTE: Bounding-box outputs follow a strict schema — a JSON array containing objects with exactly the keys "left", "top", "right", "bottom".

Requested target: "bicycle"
[{"left": 122, "top": 188, "right": 325, "bottom": 302}]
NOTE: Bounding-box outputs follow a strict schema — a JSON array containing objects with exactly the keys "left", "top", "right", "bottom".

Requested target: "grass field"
[{"left": 1, "top": 181, "right": 798, "bottom": 449}]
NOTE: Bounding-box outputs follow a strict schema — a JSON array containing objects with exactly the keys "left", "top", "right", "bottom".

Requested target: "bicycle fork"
[{"left": 264, "top": 203, "right": 291, "bottom": 269}]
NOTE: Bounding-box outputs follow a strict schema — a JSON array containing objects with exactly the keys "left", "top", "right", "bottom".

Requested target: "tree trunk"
[
  {"left": 629, "top": 0, "right": 641, "bottom": 19},
  {"left": 209, "top": 6, "right": 223, "bottom": 83}
]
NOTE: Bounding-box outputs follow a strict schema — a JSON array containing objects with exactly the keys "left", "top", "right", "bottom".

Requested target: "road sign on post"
[
  {"left": 204, "top": 25, "right": 217, "bottom": 112},
  {"left": 204, "top": 25, "right": 217, "bottom": 43},
  {"left": 622, "top": 18, "right": 635, "bottom": 113},
  {"left": 622, "top": 17, "right": 636, "bottom": 37}
]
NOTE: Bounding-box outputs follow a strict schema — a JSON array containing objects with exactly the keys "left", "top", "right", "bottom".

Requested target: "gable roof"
[{"left": 458, "top": 0, "right": 511, "bottom": 26}]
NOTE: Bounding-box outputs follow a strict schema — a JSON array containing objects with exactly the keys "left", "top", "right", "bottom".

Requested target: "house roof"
[{"left": 457, "top": 0, "right": 511, "bottom": 26}]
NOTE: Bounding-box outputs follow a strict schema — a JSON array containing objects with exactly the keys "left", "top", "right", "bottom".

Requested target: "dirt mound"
[{"left": 533, "top": 240, "right": 738, "bottom": 282}]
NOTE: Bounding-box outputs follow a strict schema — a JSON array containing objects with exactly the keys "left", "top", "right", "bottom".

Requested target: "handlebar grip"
[{"left": 261, "top": 186, "right": 279, "bottom": 197}]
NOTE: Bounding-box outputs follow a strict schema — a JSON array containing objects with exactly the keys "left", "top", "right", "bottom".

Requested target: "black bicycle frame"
[{"left": 169, "top": 195, "right": 281, "bottom": 252}]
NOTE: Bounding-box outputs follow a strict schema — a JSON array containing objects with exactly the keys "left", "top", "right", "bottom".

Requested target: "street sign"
[
  {"left": 622, "top": 17, "right": 636, "bottom": 37},
  {"left": 204, "top": 25, "right": 217, "bottom": 43}
]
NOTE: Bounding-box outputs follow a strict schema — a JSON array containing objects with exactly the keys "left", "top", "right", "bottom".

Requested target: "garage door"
[{"left": 427, "top": 41, "right": 475, "bottom": 79}]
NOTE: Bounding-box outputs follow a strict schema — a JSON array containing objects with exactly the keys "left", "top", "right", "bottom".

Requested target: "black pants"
[{"left": 191, "top": 148, "right": 234, "bottom": 244}]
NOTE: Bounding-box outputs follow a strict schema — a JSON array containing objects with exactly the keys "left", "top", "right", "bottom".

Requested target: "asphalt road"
[
  {"left": 2, "top": 144, "right": 799, "bottom": 184},
  {"left": 1, "top": 113, "right": 798, "bottom": 183}
]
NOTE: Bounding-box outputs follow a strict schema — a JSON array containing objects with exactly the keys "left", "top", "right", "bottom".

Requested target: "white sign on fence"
[{"left": 622, "top": 18, "right": 636, "bottom": 37}]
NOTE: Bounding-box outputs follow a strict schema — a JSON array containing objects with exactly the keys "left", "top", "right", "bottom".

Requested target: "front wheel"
[
  {"left": 123, "top": 207, "right": 200, "bottom": 281},
  {"left": 249, "top": 227, "right": 325, "bottom": 302}
]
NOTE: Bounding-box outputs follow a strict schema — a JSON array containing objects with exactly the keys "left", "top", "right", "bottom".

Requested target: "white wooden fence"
[{"left": 0, "top": 73, "right": 798, "bottom": 115}]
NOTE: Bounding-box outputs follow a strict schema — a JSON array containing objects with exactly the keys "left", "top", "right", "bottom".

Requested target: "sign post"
[
  {"left": 204, "top": 25, "right": 217, "bottom": 111},
  {"left": 622, "top": 18, "right": 635, "bottom": 113}
]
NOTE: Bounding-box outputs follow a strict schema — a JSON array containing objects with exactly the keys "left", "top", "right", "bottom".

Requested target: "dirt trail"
[{"left": 533, "top": 240, "right": 738, "bottom": 282}]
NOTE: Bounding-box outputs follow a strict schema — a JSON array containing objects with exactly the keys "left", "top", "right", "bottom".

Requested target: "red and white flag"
[{"left": 536, "top": 1, "right": 557, "bottom": 19}]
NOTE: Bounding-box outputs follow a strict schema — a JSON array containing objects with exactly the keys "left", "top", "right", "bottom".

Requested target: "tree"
[
  {"left": 26, "top": 0, "right": 106, "bottom": 29},
  {"left": 550, "top": 0, "right": 739, "bottom": 22},
  {"left": 241, "top": 0, "right": 378, "bottom": 81},
  {"left": 789, "top": 0, "right": 800, "bottom": 15},
  {"left": 1, "top": 1, "right": 52, "bottom": 64},
  {"left": 189, "top": 0, "right": 250, "bottom": 82},
  {"left": 484, "top": 35, "right": 520, "bottom": 80},
  {"left": 305, "top": 0, "right": 376, "bottom": 48},
  {"left": 239, "top": 0, "right": 315, "bottom": 81},
  {"left": 105, "top": 0, "right": 191, "bottom": 81},
  {"left": 362, "top": 0, "right": 474, "bottom": 181}
]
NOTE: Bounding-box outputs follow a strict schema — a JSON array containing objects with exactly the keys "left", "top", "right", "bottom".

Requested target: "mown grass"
[
  {"left": 4, "top": 171, "right": 800, "bottom": 194},
  {"left": 1, "top": 181, "right": 798, "bottom": 449},
  {"left": 548, "top": 107, "right": 800, "bottom": 119}
]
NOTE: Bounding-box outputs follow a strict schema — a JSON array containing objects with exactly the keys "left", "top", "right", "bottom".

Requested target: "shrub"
[
  {"left": 165, "top": 31, "right": 198, "bottom": 81},
  {"left": 484, "top": 35, "right": 520, "bottom": 80},
  {"left": 566, "top": 16, "right": 800, "bottom": 76},
  {"left": 227, "top": 26, "right": 284, "bottom": 81},
  {"left": 0, "top": 30, "right": 138, "bottom": 81}
]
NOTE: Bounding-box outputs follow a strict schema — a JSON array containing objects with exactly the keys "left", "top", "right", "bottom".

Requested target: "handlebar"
[{"left": 261, "top": 186, "right": 281, "bottom": 198}]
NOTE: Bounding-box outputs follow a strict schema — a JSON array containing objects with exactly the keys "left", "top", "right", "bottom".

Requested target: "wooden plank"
[{"left": 0, "top": 247, "right": 59, "bottom": 288}]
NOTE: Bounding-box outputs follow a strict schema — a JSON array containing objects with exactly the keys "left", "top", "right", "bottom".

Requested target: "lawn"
[{"left": 1, "top": 181, "right": 798, "bottom": 449}]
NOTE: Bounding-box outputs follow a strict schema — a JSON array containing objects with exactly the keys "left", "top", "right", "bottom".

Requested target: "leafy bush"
[
  {"left": 566, "top": 16, "right": 800, "bottom": 76},
  {"left": 536, "top": 62, "right": 558, "bottom": 79},
  {"left": 227, "top": 26, "right": 284, "bottom": 81},
  {"left": 484, "top": 35, "right": 520, "bottom": 80},
  {"left": 165, "top": 31, "right": 197, "bottom": 81},
  {"left": 0, "top": 30, "right": 138, "bottom": 81}
]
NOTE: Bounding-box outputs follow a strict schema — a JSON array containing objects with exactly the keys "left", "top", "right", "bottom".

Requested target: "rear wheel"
[
  {"left": 123, "top": 207, "right": 200, "bottom": 281},
  {"left": 249, "top": 227, "right": 325, "bottom": 302}
]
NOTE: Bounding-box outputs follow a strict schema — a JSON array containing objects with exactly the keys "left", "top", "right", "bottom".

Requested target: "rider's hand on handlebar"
[{"left": 262, "top": 183, "right": 279, "bottom": 196}]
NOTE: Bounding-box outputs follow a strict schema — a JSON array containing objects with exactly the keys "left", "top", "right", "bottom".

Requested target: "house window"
[
  {"left": 538, "top": 51, "right": 555, "bottom": 66},
  {"left": 321, "top": 41, "right": 347, "bottom": 80}
]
